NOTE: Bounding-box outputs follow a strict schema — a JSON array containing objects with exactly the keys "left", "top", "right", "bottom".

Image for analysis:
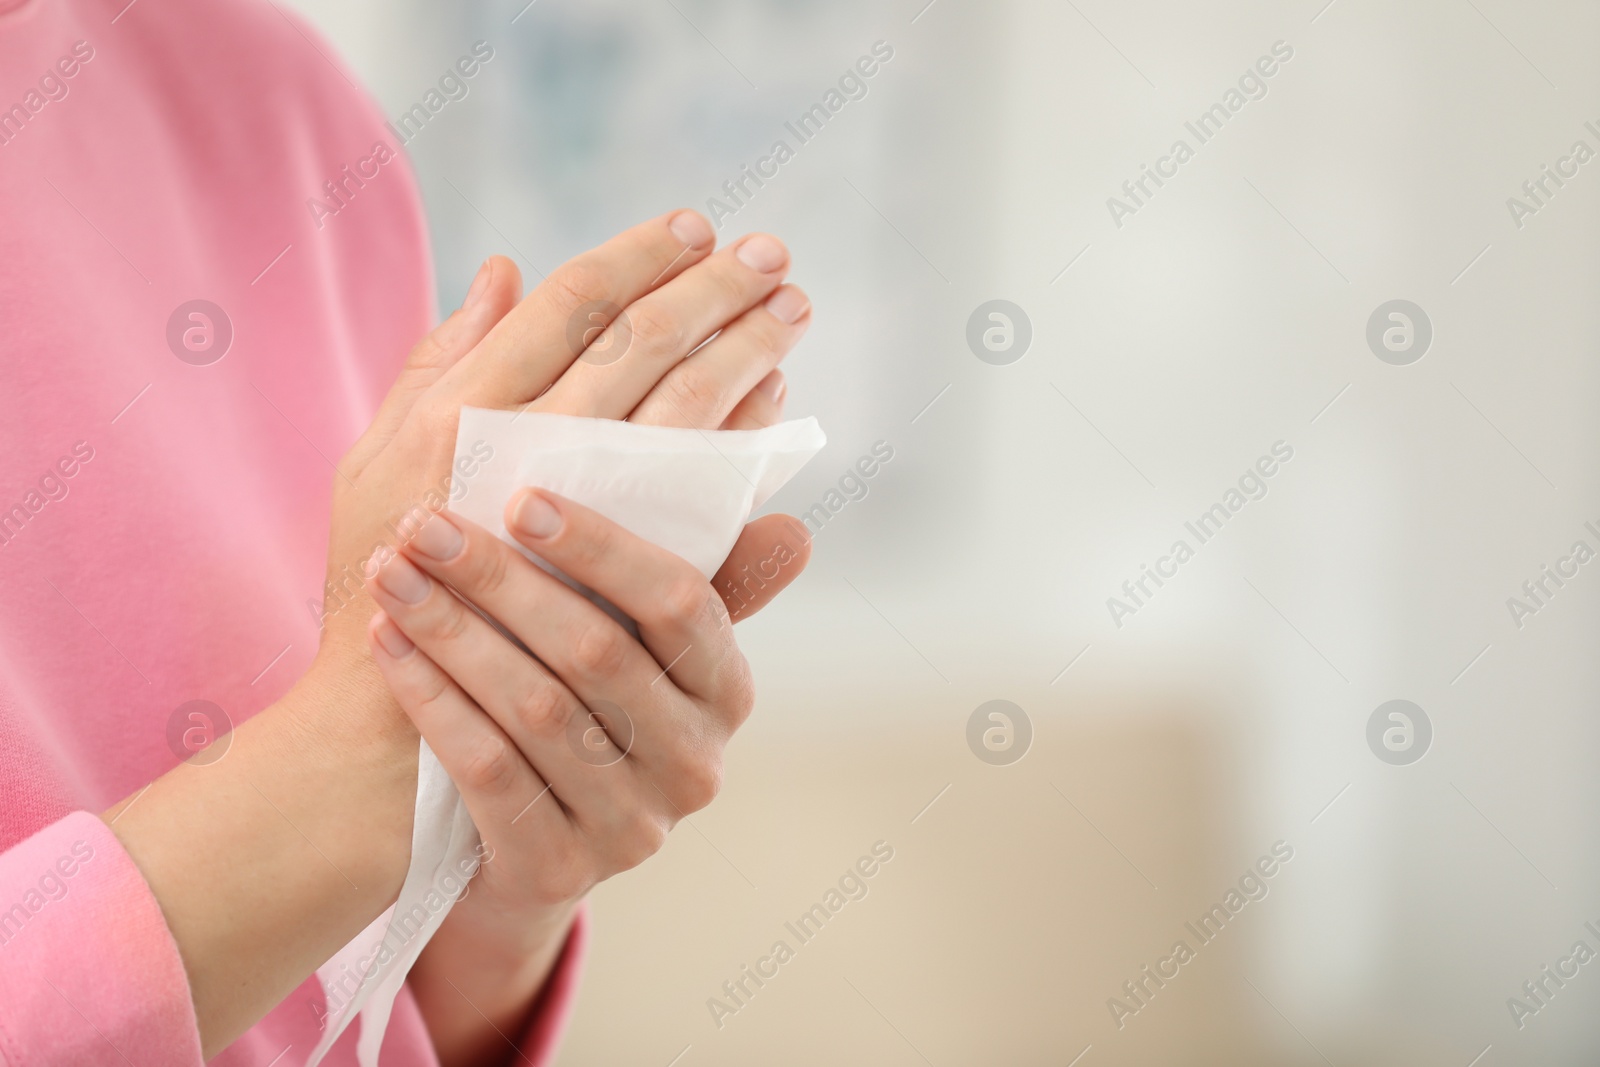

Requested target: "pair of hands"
[{"left": 316, "top": 210, "right": 813, "bottom": 1060}]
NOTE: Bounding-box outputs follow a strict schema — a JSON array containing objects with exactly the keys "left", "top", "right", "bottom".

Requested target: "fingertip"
[
  {"left": 734, "top": 233, "right": 789, "bottom": 274},
  {"left": 461, "top": 258, "right": 494, "bottom": 311},
  {"left": 718, "top": 513, "right": 812, "bottom": 622},
  {"left": 756, "top": 368, "right": 787, "bottom": 405},
  {"left": 489, "top": 254, "right": 524, "bottom": 298},
  {"left": 507, "top": 487, "right": 564, "bottom": 540},
  {"left": 765, "top": 514, "right": 813, "bottom": 580},
  {"left": 763, "top": 286, "right": 810, "bottom": 326},
  {"left": 777, "top": 513, "right": 813, "bottom": 560},
  {"left": 369, "top": 610, "right": 416, "bottom": 659},
  {"left": 721, "top": 377, "right": 785, "bottom": 431},
  {"left": 668, "top": 209, "right": 715, "bottom": 249},
  {"left": 469, "top": 255, "right": 523, "bottom": 316},
  {"left": 433, "top": 256, "right": 524, "bottom": 365}
]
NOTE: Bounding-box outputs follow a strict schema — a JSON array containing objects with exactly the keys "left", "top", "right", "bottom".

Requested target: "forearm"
[
  {"left": 104, "top": 656, "right": 419, "bottom": 1057},
  {"left": 408, "top": 896, "right": 579, "bottom": 1067}
]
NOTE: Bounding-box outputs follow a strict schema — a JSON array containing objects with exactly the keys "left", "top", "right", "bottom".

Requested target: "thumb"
[
  {"left": 714, "top": 514, "right": 812, "bottom": 622},
  {"left": 343, "top": 255, "right": 522, "bottom": 478}
]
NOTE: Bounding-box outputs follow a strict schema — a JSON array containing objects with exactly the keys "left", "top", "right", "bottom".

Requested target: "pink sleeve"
[
  {"left": 513, "top": 903, "right": 589, "bottom": 1064},
  {"left": 0, "top": 812, "right": 202, "bottom": 1067}
]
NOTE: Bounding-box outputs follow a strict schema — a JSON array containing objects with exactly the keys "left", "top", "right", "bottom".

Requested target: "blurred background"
[{"left": 283, "top": 1, "right": 1600, "bottom": 1063}]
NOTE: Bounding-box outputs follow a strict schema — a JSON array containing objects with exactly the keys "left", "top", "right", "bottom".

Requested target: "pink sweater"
[{"left": 0, "top": 0, "right": 583, "bottom": 1062}]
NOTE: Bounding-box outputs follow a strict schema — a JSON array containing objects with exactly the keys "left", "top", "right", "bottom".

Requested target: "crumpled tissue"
[{"left": 307, "top": 408, "right": 826, "bottom": 1066}]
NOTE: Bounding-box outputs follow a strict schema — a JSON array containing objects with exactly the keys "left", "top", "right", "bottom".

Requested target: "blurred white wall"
[{"left": 284, "top": 0, "right": 1600, "bottom": 1062}]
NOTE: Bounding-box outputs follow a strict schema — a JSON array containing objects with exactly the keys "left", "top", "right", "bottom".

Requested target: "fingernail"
[
  {"left": 669, "top": 210, "right": 713, "bottom": 248},
  {"left": 764, "top": 286, "right": 810, "bottom": 324},
  {"left": 462, "top": 259, "right": 492, "bottom": 311},
  {"left": 512, "top": 491, "right": 563, "bottom": 539},
  {"left": 410, "top": 512, "right": 464, "bottom": 561},
  {"left": 757, "top": 369, "right": 786, "bottom": 404},
  {"left": 735, "top": 234, "right": 787, "bottom": 273},
  {"left": 374, "top": 615, "right": 415, "bottom": 658},
  {"left": 376, "top": 554, "right": 431, "bottom": 604}
]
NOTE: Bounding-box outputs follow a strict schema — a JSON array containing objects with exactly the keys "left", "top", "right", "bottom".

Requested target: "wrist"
[
  {"left": 285, "top": 651, "right": 419, "bottom": 874},
  {"left": 410, "top": 897, "right": 580, "bottom": 1066},
  {"left": 301, "top": 629, "right": 419, "bottom": 750},
  {"left": 447, "top": 893, "right": 580, "bottom": 976},
  {"left": 103, "top": 654, "right": 422, "bottom": 1054}
]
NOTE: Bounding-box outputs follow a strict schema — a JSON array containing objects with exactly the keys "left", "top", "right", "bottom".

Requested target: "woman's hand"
[
  {"left": 315, "top": 210, "right": 810, "bottom": 712},
  {"left": 356, "top": 207, "right": 817, "bottom": 1060},
  {"left": 332, "top": 212, "right": 814, "bottom": 1062},
  {"left": 105, "top": 209, "right": 814, "bottom": 1058},
  {"left": 368, "top": 494, "right": 809, "bottom": 1064}
]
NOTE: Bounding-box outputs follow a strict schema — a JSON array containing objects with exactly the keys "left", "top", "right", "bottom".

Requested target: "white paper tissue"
[{"left": 309, "top": 409, "right": 826, "bottom": 1066}]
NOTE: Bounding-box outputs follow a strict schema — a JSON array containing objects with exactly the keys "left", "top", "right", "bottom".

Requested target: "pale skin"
[{"left": 104, "top": 209, "right": 814, "bottom": 1063}]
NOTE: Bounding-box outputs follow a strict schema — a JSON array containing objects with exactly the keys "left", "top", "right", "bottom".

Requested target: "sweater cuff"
[
  {"left": 513, "top": 901, "right": 588, "bottom": 1065},
  {"left": 0, "top": 811, "right": 201, "bottom": 1067}
]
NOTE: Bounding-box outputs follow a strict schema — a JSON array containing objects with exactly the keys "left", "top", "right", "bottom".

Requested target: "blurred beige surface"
[
  {"left": 565, "top": 713, "right": 1258, "bottom": 1066},
  {"left": 557, "top": 696, "right": 1527, "bottom": 1067}
]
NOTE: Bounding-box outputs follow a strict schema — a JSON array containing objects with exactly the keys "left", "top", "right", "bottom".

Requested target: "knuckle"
[
  {"left": 677, "top": 754, "right": 724, "bottom": 813},
  {"left": 710, "top": 259, "right": 751, "bottom": 305},
  {"left": 425, "top": 597, "right": 475, "bottom": 644},
  {"left": 543, "top": 260, "right": 611, "bottom": 315},
  {"left": 702, "top": 597, "right": 732, "bottom": 635},
  {"left": 459, "top": 736, "right": 521, "bottom": 796},
  {"left": 616, "top": 811, "right": 669, "bottom": 869},
  {"left": 410, "top": 397, "right": 458, "bottom": 440},
  {"left": 628, "top": 304, "right": 687, "bottom": 355},
  {"left": 659, "top": 576, "right": 714, "bottom": 630},
  {"left": 466, "top": 537, "right": 513, "bottom": 600},
  {"left": 404, "top": 326, "right": 454, "bottom": 374},
  {"left": 660, "top": 371, "right": 725, "bottom": 421},
  {"left": 534, "top": 849, "right": 594, "bottom": 905},
  {"left": 719, "top": 659, "right": 757, "bottom": 727},
  {"left": 571, "top": 623, "right": 629, "bottom": 680},
  {"left": 514, "top": 681, "right": 572, "bottom": 736},
  {"left": 752, "top": 307, "right": 793, "bottom": 352},
  {"left": 562, "top": 514, "right": 614, "bottom": 572},
  {"left": 407, "top": 668, "right": 454, "bottom": 717}
]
